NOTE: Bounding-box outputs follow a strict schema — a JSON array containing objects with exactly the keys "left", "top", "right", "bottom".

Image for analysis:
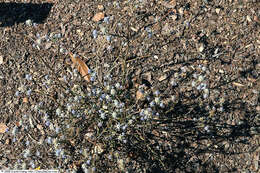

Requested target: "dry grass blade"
[
  {"left": 233, "top": 82, "right": 244, "bottom": 87},
  {"left": 69, "top": 52, "right": 91, "bottom": 82}
]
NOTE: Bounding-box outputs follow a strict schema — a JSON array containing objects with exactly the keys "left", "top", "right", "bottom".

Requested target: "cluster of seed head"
[
  {"left": 11, "top": 3, "right": 169, "bottom": 171},
  {"left": 46, "top": 64, "right": 167, "bottom": 171}
]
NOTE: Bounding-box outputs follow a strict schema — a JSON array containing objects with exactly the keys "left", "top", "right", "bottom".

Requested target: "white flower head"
[
  {"left": 111, "top": 88, "right": 116, "bottom": 96},
  {"left": 154, "top": 97, "right": 160, "bottom": 104},
  {"left": 116, "top": 123, "right": 121, "bottom": 131},
  {"left": 114, "top": 100, "right": 119, "bottom": 107},
  {"left": 115, "top": 83, "right": 121, "bottom": 89},
  {"left": 112, "top": 112, "right": 117, "bottom": 119}
]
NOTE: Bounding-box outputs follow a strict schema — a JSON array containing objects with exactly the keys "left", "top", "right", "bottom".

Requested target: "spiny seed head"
[
  {"left": 12, "top": 137, "right": 16, "bottom": 142},
  {"left": 150, "top": 101, "right": 155, "bottom": 107},
  {"left": 203, "top": 93, "right": 208, "bottom": 99},
  {"left": 22, "top": 162, "right": 26, "bottom": 169},
  {"left": 26, "top": 89, "right": 32, "bottom": 95},
  {"left": 56, "top": 108, "right": 61, "bottom": 116},
  {"left": 128, "top": 119, "right": 133, "bottom": 125},
  {"left": 191, "top": 81, "right": 196, "bottom": 87},
  {"left": 181, "top": 67, "right": 186, "bottom": 72},
  {"left": 15, "top": 91, "right": 19, "bottom": 96},
  {"left": 122, "top": 125, "right": 128, "bottom": 131},
  {"left": 204, "top": 88, "right": 209, "bottom": 94},
  {"left": 120, "top": 103, "right": 125, "bottom": 108},
  {"left": 114, "top": 100, "right": 119, "bottom": 107},
  {"left": 171, "top": 80, "right": 177, "bottom": 86},
  {"left": 106, "top": 85, "right": 111, "bottom": 91},
  {"left": 90, "top": 76, "right": 95, "bottom": 81},
  {"left": 160, "top": 102, "right": 165, "bottom": 108},
  {"left": 112, "top": 112, "right": 117, "bottom": 118},
  {"left": 46, "top": 137, "right": 52, "bottom": 144},
  {"left": 55, "top": 149, "right": 61, "bottom": 157},
  {"left": 12, "top": 126, "right": 18, "bottom": 136},
  {"left": 115, "top": 83, "right": 121, "bottom": 89},
  {"left": 154, "top": 90, "right": 160, "bottom": 96},
  {"left": 111, "top": 88, "right": 116, "bottom": 95},
  {"left": 118, "top": 135, "right": 123, "bottom": 141},
  {"left": 105, "top": 95, "right": 111, "bottom": 101},
  {"left": 36, "top": 150, "right": 40, "bottom": 157},
  {"left": 30, "top": 161, "right": 35, "bottom": 169},
  {"left": 154, "top": 97, "right": 160, "bottom": 104},
  {"left": 104, "top": 16, "right": 110, "bottom": 23},
  {"left": 93, "top": 30, "right": 98, "bottom": 39},
  {"left": 98, "top": 122, "right": 103, "bottom": 127},
  {"left": 140, "top": 109, "right": 145, "bottom": 116},
  {"left": 116, "top": 123, "right": 121, "bottom": 130},
  {"left": 106, "top": 35, "right": 112, "bottom": 42},
  {"left": 86, "top": 160, "right": 91, "bottom": 165},
  {"left": 144, "top": 109, "right": 149, "bottom": 116},
  {"left": 23, "top": 149, "right": 30, "bottom": 158},
  {"left": 198, "top": 75, "right": 204, "bottom": 82},
  {"left": 100, "top": 113, "right": 106, "bottom": 119},
  {"left": 25, "top": 74, "right": 32, "bottom": 80}
]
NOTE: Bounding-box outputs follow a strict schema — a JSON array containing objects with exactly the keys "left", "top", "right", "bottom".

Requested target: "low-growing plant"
[{"left": 46, "top": 61, "right": 169, "bottom": 172}]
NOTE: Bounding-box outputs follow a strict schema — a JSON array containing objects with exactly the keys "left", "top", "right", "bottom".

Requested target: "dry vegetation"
[{"left": 0, "top": 0, "right": 259, "bottom": 172}]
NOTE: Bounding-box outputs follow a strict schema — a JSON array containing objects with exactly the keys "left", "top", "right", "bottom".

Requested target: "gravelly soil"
[{"left": 0, "top": 0, "right": 259, "bottom": 172}]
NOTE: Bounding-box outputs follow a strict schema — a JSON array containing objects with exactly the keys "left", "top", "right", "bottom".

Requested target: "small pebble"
[
  {"left": 104, "top": 16, "right": 110, "bottom": 23},
  {"left": 93, "top": 30, "right": 98, "bottom": 39},
  {"left": 198, "top": 44, "right": 204, "bottom": 52},
  {"left": 106, "top": 35, "right": 111, "bottom": 42},
  {"left": 216, "top": 8, "right": 221, "bottom": 14},
  {"left": 0, "top": 55, "right": 4, "bottom": 64},
  {"left": 25, "top": 19, "right": 32, "bottom": 26},
  {"left": 219, "top": 69, "right": 224, "bottom": 74}
]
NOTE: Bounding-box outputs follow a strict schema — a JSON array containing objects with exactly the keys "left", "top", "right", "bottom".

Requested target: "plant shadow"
[
  {"left": 121, "top": 38, "right": 259, "bottom": 171},
  {"left": 128, "top": 98, "right": 259, "bottom": 172},
  {"left": 0, "top": 2, "right": 53, "bottom": 27}
]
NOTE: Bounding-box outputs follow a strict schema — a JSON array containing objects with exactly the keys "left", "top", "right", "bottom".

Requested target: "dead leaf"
[
  {"left": 144, "top": 72, "right": 152, "bottom": 84},
  {"left": 69, "top": 52, "right": 91, "bottom": 82},
  {"left": 92, "top": 12, "right": 105, "bottom": 22},
  {"left": 0, "top": 123, "right": 8, "bottom": 133},
  {"left": 15, "top": 121, "right": 20, "bottom": 127},
  {"left": 233, "top": 82, "right": 244, "bottom": 87},
  {"left": 158, "top": 74, "right": 167, "bottom": 81},
  {"left": 161, "top": 0, "right": 176, "bottom": 8},
  {"left": 5, "top": 138, "right": 10, "bottom": 145},
  {"left": 94, "top": 143, "right": 104, "bottom": 154},
  {"left": 45, "top": 42, "right": 52, "bottom": 49},
  {"left": 36, "top": 124, "right": 43, "bottom": 130},
  {"left": 136, "top": 90, "right": 144, "bottom": 100},
  {"left": 23, "top": 97, "right": 28, "bottom": 103},
  {"left": 152, "top": 130, "right": 160, "bottom": 137},
  {"left": 97, "top": 4, "right": 104, "bottom": 10},
  {"left": 76, "top": 29, "right": 84, "bottom": 37}
]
